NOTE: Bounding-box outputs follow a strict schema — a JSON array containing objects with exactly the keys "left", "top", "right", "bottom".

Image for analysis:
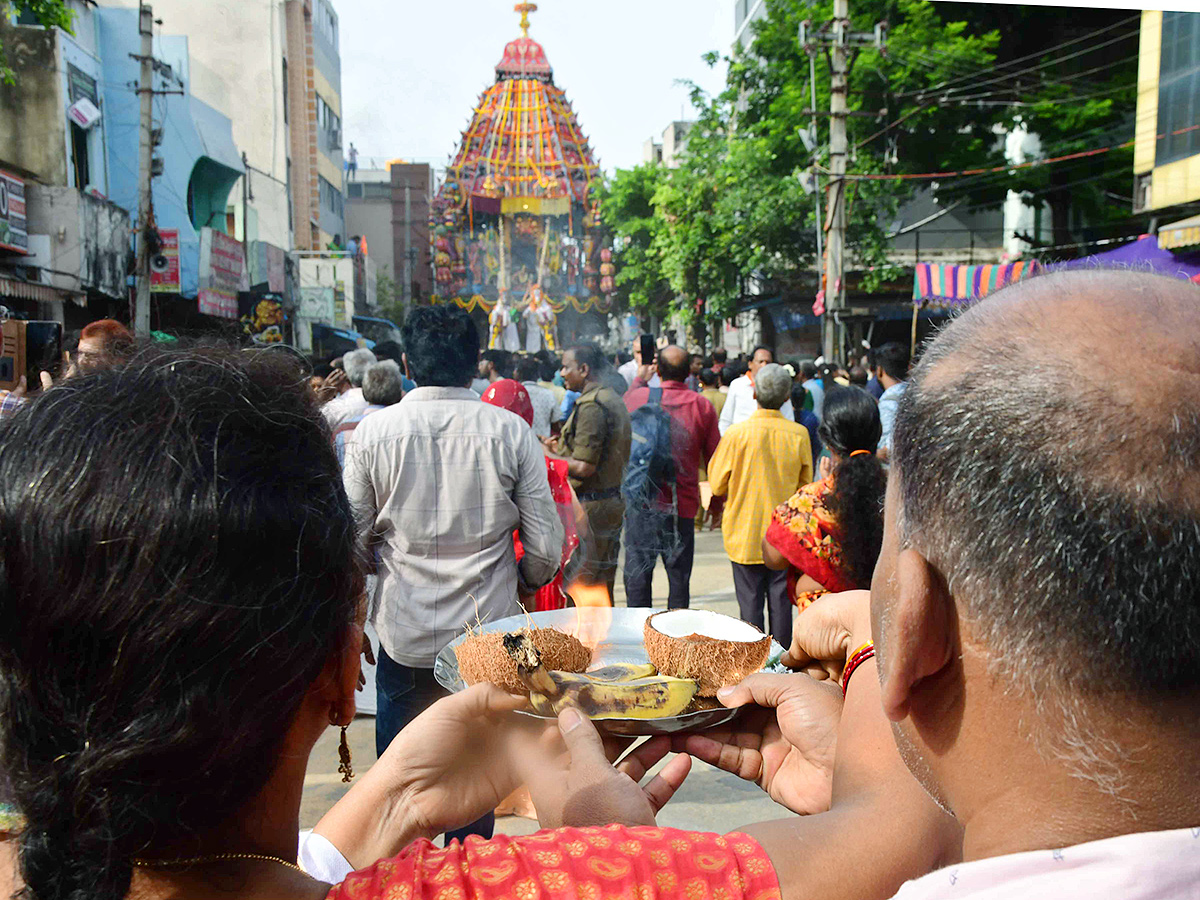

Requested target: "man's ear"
[
  {"left": 402, "top": 352, "right": 411, "bottom": 381},
  {"left": 879, "top": 548, "right": 957, "bottom": 723}
]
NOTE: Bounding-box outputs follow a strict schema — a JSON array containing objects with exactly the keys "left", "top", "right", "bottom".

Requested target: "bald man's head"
[
  {"left": 891, "top": 269, "right": 1200, "bottom": 699},
  {"left": 656, "top": 345, "right": 690, "bottom": 382}
]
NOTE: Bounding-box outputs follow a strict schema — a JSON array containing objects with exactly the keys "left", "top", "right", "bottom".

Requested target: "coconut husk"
[
  {"left": 643, "top": 612, "right": 771, "bottom": 697},
  {"left": 454, "top": 627, "right": 591, "bottom": 694}
]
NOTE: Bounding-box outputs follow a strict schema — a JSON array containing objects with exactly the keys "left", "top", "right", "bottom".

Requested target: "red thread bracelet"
[{"left": 841, "top": 641, "right": 876, "bottom": 696}]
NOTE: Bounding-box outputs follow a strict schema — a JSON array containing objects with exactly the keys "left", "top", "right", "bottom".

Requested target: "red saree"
[
  {"left": 763, "top": 478, "right": 857, "bottom": 609},
  {"left": 326, "top": 826, "right": 780, "bottom": 900},
  {"left": 514, "top": 456, "right": 580, "bottom": 611}
]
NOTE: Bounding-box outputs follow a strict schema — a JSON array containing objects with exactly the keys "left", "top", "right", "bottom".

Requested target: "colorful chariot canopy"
[
  {"left": 436, "top": 2, "right": 601, "bottom": 215},
  {"left": 912, "top": 261, "right": 1042, "bottom": 307}
]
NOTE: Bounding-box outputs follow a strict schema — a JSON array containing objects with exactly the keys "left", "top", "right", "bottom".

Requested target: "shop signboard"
[
  {"left": 197, "top": 227, "right": 246, "bottom": 319},
  {"left": 0, "top": 170, "right": 28, "bottom": 254},
  {"left": 150, "top": 229, "right": 180, "bottom": 293}
]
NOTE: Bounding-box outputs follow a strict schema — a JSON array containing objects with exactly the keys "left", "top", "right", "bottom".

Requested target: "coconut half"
[
  {"left": 455, "top": 627, "right": 591, "bottom": 694},
  {"left": 643, "top": 610, "right": 772, "bottom": 697}
]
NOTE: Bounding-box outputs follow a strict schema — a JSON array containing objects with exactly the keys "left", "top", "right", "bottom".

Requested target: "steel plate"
[{"left": 433, "top": 607, "right": 784, "bottom": 736}]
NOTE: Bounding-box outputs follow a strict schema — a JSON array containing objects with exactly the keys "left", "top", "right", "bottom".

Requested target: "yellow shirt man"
[{"left": 707, "top": 364, "right": 813, "bottom": 646}]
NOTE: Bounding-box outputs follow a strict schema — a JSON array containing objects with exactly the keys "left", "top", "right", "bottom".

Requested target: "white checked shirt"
[
  {"left": 523, "top": 380, "right": 564, "bottom": 438},
  {"left": 343, "top": 386, "right": 564, "bottom": 667}
]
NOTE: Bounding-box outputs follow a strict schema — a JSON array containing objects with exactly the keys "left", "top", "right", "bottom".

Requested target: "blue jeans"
[{"left": 375, "top": 647, "right": 495, "bottom": 846}]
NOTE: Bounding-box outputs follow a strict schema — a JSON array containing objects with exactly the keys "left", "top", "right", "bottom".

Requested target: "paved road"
[{"left": 300, "top": 528, "right": 791, "bottom": 835}]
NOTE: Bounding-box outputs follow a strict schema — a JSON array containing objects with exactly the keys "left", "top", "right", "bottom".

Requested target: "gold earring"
[{"left": 338, "top": 725, "right": 354, "bottom": 783}]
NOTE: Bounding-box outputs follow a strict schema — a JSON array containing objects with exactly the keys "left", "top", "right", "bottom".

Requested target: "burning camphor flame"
[{"left": 565, "top": 579, "right": 612, "bottom": 650}]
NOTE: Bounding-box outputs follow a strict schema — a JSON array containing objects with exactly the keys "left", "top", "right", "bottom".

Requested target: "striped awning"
[
  {"left": 0, "top": 275, "right": 78, "bottom": 305},
  {"left": 1158, "top": 215, "right": 1200, "bottom": 251},
  {"left": 912, "top": 261, "right": 1041, "bottom": 307}
]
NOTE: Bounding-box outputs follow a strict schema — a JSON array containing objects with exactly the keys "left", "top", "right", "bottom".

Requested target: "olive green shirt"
[{"left": 558, "top": 382, "right": 632, "bottom": 495}]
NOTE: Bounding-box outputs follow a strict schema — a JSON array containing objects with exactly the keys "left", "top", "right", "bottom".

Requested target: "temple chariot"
[{"left": 429, "top": 3, "right": 615, "bottom": 352}]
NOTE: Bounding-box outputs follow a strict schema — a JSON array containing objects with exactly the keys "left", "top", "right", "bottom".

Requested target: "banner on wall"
[
  {"left": 150, "top": 229, "right": 180, "bottom": 293},
  {"left": 0, "top": 170, "right": 28, "bottom": 255},
  {"left": 198, "top": 227, "right": 247, "bottom": 318}
]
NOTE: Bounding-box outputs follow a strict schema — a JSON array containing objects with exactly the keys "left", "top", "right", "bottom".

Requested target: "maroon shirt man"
[{"left": 622, "top": 345, "right": 720, "bottom": 609}]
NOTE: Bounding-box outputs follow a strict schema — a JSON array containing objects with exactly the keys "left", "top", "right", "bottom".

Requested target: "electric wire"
[
  {"left": 892, "top": 26, "right": 1140, "bottom": 102},
  {"left": 892, "top": 14, "right": 1140, "bottom": 99}
]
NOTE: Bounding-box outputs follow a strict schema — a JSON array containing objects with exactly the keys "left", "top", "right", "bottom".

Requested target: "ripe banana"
[
  {"left": 501, "top": 632, "right": 698, "bottom": 719},
  {"left": 527, "top": 672, "right": 699, "bottom": 719},
  {"left": 578, "top": 663, "right": 658, "bottom": 683}
]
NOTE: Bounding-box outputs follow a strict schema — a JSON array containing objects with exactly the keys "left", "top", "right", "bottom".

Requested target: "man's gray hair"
[
  {"left": 361, "top": 360, "right": 404, "bottom": 406},
  {"left": 891, "top": 270, "right": 1200, "bottom": 791},
  {"left": 342, "top": 348, "right": 377, "bottom": 387},
  {"left": 754, "top": 363, "right": 791, "bottom": 410}
]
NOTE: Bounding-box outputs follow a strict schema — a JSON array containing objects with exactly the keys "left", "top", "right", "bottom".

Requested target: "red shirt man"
[{"left": 622, "top": 346, "right": 720, "bottom": 610}]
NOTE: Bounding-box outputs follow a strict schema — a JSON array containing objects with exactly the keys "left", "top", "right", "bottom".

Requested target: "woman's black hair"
[
  {"left": 818, "top": 386, "right": 886, "bottom": 588},
  {"left": 0, "top": 345, "right": 362, "bottom": 900}
]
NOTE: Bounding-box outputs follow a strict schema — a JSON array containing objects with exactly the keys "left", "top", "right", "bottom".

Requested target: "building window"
[
  {"left": 70, "top": 124, "right": 90, "bottom": 190},
  {"left": 316, "top": 0, "right": 338, "bottom": 48},
  {"left": 1157, "top": 11, "right": 1200, "bottom": 167},
  {"left": 282, "top": 58, "right": 289, "bottom": 124},
  {"left": 316, "top": 94, "right": 341, "bottom": 149},
  {"left": 319, "top": 175, "right": 343, "bottom": 219},
  {"left": 348, "top": 181, "right": 363, "bottom": 199},
  {"left": 287, "top": 158, "right": 294, "bottom": 231}
]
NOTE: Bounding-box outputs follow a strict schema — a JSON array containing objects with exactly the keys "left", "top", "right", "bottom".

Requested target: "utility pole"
[
  {"left": 133, "top": 3, "right": 154, "bottom": 336},
  {"left": 825, "top": 0, "right": 848, "bottom": 361},
  {"left": 241, "top": 151, "right": 251, "bottom": 272},
  {"left": 803, "top": 4, "right": 885, "bottom": 361}
]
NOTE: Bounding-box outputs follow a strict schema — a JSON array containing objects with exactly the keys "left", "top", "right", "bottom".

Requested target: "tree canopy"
[
  {"left": 0, "top": 1, "right": 73, "bottom": 84},
  {"left": 601, "top": 0, "right": 1140, "bottom": 324}
]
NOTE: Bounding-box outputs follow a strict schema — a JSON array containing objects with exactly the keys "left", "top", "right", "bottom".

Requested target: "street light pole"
[
  {"left": 825, "top": 0, "right": 849, "bottom": 362},
  {"left": 133, "top": 3, "right": 154, "bottom": 336}
]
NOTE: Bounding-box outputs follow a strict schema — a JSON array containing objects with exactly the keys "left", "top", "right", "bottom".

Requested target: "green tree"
[
  {"left": 650, "top": 0, "right": 1002, "bottom": 323},
  {"left": 0, "top": 0, "right": 73, "bottom": 84},
  {"left": 931, "top": 5, "right": 1139, "bottom": 251},
  {"left": 599, "top": 163, "right": 674, "bottom": 321},
  {"left": 373, "top": 270, "right": 406, "bottom": 327}
]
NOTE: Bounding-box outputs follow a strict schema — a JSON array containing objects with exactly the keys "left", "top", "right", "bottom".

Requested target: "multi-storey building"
[
  {"left": 0, "top": 2, "right": 133, "bottom": 326},
  {"left": 1134, "top": 10, "right": 1200, "bottom": 249}
]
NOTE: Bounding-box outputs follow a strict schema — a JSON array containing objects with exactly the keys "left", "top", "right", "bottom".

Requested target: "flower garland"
[{"left": 432, "top": 294, "right": 615, "bottom": 315}]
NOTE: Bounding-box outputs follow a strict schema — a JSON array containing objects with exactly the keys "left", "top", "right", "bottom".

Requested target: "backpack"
[{"left": 622, "top": 387, "right": 684, "bottom": 561}]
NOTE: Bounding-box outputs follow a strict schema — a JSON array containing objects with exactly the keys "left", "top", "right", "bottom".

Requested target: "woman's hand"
[
  {"left": 313, "top": 683, "right": 534, "bottom": 869},
  {"left": 524, "top": 709, "right": 692, "bottom": 829},
  {"left": 782, "top": 589, "right": 873, "bottom": 681},
  {"left": 383, "top": 684, "right": 534, "bottom": 838},
  {"left": 672, "top": 673, "right": 842, "bottom": 815}
]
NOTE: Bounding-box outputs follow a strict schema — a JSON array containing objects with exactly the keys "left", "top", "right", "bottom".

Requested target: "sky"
[{"left": 338, "top": 0, "right": 734, "bottom": 176}]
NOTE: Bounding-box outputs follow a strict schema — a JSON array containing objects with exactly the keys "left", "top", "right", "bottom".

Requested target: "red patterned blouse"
[
  {"left": 326, "top": 826, "right": 780, "bottom": 900},
  {"left": 763, "top": 478, "right": 858, "bottom": 609}
]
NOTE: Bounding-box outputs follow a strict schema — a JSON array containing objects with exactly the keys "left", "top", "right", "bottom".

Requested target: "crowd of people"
[
  {"left": 0, "top": 311, "right": 913, "bottom": 780},
  {"left": 1, "top": 269, "right": 1197, "bottom": 900}
]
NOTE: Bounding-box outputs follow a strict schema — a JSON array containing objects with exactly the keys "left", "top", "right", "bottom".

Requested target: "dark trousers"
[
  {"left": 375, "top": 647, "right": 494, "bottom": 846},
  {"left": 730, "top": 562, "right": 793, "bottom": 648},
  {"left": 624, "top": 513, "right": 694, "bottom": 609},
  {"left": 579, "top": 497, "right": 625, "bottom": 599}
]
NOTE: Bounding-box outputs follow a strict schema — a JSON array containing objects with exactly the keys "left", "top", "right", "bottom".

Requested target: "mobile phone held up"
[
  {"left": 0, "top": 319, "right": 63, "bottom": 392},
  {"left": 639, "top": 333, "right": 655, "bottom": 365}
]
